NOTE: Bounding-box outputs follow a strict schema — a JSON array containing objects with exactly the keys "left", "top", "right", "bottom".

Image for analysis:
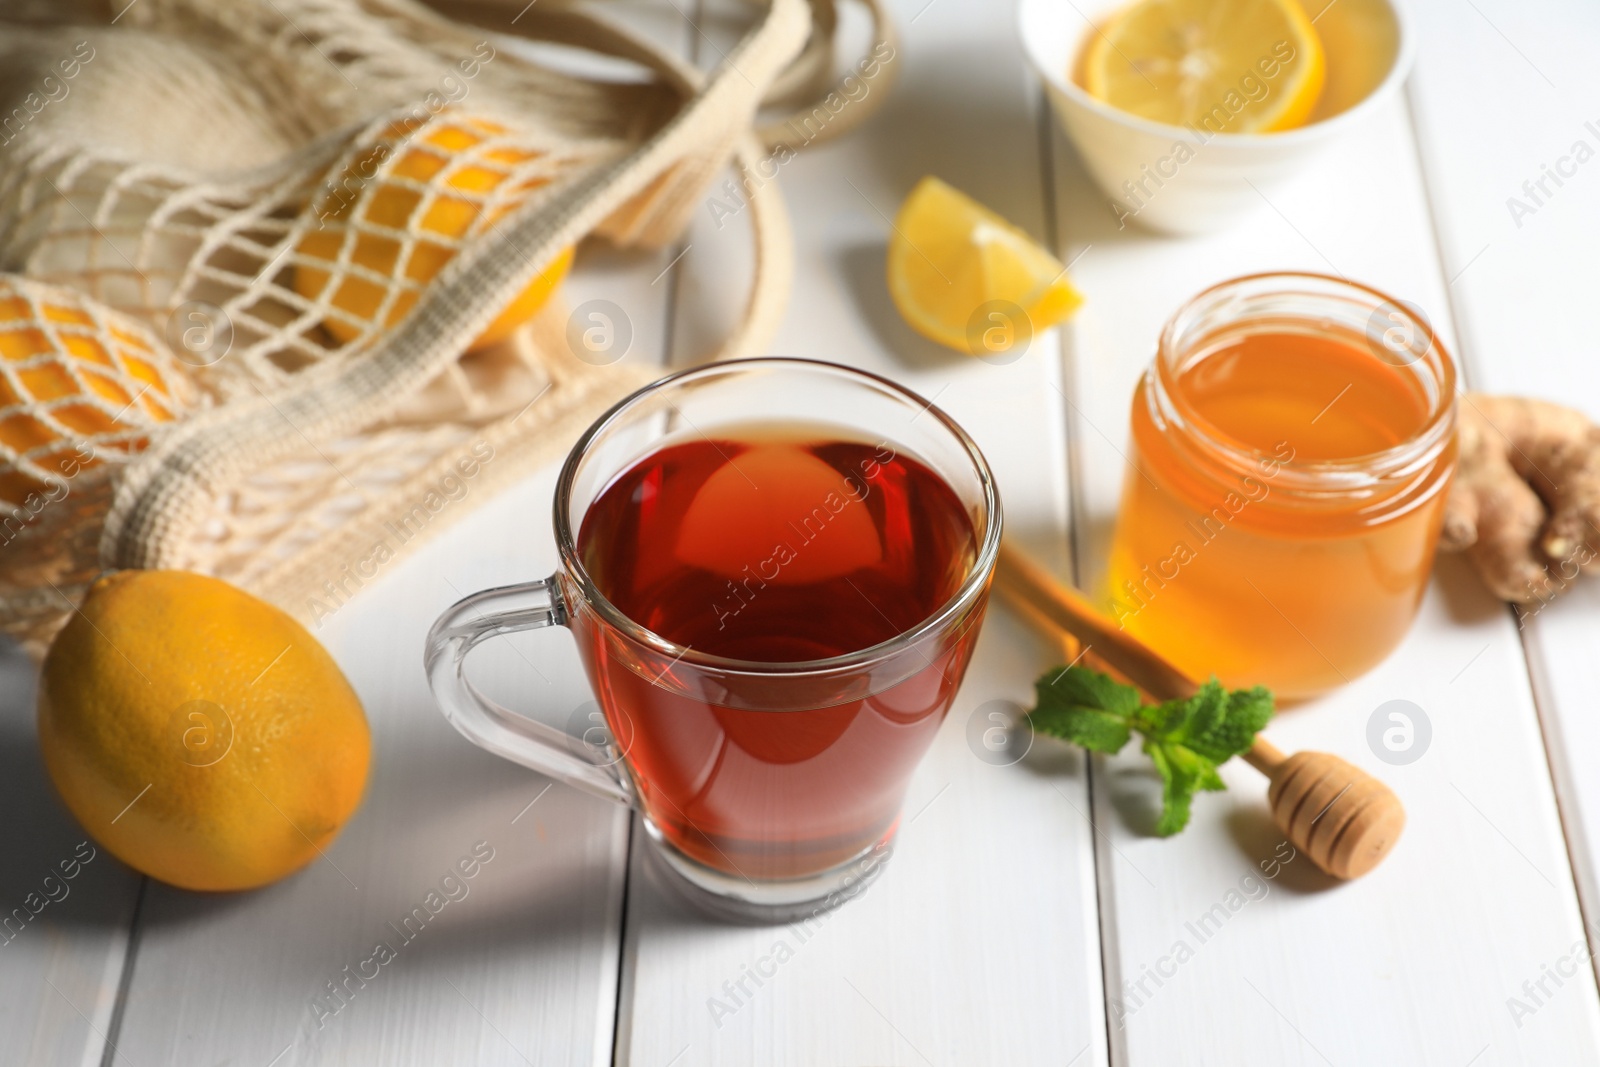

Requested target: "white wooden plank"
[
  {"left": 0, "top": 644, "right": 142, "bottom": 1067},
  {"left": 1047, "top": 47, "right": 1600, "bottom": 1062},
  {"left": 1404, "top": 0, "right": 1600, "bottom": 973},
  {"left": 615, "top": 1, "right": 1107, "bottom": 1064},
  {"left": 101, "top": 230, "right": 678, "bottom": 1065}
]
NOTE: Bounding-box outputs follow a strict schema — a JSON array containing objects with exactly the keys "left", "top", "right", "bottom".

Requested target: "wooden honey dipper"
[{"left": 994, "top": 541, "right": 1405, "bottom": 880}]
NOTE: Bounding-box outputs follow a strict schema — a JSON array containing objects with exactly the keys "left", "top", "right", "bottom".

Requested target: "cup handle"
[{"left": 424, "top": 577, "right": 634, "bottom": 808}]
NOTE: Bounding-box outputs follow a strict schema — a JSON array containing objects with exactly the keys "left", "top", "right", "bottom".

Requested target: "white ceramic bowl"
[{"left": 1018, "top": 0, "right": 1415, "bottom": 235}]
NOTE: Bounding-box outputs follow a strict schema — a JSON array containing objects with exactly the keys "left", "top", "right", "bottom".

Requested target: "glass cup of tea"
[{"left": 424, "top": 358, "right": 1001, "bottom": 922}]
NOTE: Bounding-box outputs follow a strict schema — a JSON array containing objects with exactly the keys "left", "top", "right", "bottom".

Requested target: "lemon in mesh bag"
[
  {"left": 293, "top": 111, "right": 575, "bottom": 352},
  {"left": 0, "top": 275, "right": 195, "bottom": 510}
]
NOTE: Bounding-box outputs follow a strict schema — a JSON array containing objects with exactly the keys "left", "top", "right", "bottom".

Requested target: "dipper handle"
[{"left": 994, "top": 541, "right": 1404, "bottom": 880}]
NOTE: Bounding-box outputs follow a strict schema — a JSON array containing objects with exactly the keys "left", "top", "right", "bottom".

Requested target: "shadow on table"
[
  {"left": 837, "top": 241, "right": 965, "bottom": 372},
  {"left": 133, "top": 844, "right": 615, "bottom": 968},
  {"left": 129, "top": 687, "right": 629, "bottom": 968},
  {"left": 1431, "top": 551, "right": 1513, "bottom": 627},
  {"left": 1222, "top": 805, "right": 1342, "bottom": 895},
  {"left": 0, "top": 637, "right": 143, "bottom": 934},
  {"left": 828, "top": 35, "right": 1056, "bottom": 373},
  {"left": 852, "top": 42, "right": 1053, "bottom": 240},
  {"left": 1095, "top": 762, "right": 1340, "bottom": 894},
  {"left": 1015, "top": 734, "right": 1342, "bottom": 894}
]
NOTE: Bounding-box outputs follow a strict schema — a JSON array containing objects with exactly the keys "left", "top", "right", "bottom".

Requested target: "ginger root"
[{"left": 1441, "top": 393, "right": 1600, "bottom": 603}]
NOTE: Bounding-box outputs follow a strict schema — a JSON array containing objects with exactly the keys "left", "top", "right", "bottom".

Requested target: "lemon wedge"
[
  {"left": 887, "top": 177, "right": 1083, "bottom": 356},
  {"left": 1083, "top": 0, "right": 1325, "bottom": 133}
]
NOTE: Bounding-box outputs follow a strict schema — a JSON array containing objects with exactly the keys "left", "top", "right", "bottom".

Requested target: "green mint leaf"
[
  {"left": 1183, "top": 682, "right": 1274, "bottom": 763},
  {"left": 1038, "top": 665, "right": 1142, "bottom": 718},
  {"left": 1137, "top": 678, "right": 1222, "bottom": 740},
  {"left": 1145, "top": 740, "right": 1224, "bottom": 836},
  {"left": 1031, "top": 704, "right": 1132, "bottom": 753},
  {"left": 1139, "top": 678, "right": 1273, "bottom": 763},
  {"left": 1026, "top": 664, "right": 1276, "bottom": 837},
  {"left": 1145, "top": 742, "right": 1194, "bottom": 836},
  {"left": 1181, "top": 679, "right": 1228, "bottom": 743},
  {"left": 1028, "top": 667, "right": 1136, "bottom": 754}
]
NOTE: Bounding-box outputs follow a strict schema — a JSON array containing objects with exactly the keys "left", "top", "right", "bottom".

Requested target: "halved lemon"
[
  {"left": 887, "top": 177, "right": 1083, "bottom": 356},
  {"left": 1082, "top": 0, "right": 1325, "bottom": 133}
]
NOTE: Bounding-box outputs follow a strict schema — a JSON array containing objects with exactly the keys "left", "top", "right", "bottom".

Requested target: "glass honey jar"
[{"left": 1105, "top": 273, "right": 1458, "bottom": 699}]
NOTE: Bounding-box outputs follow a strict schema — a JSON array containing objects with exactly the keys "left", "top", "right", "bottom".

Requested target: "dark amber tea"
[
  {"left": 428, "top": 359, "right": 1001, "bottom": 917},
  {"left": 573, "top": 423, "right": 981, "bottom": 879}
]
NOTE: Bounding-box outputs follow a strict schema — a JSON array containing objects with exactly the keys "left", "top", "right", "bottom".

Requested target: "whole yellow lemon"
[{"left": 38, "top": 570, "right": 371, "bottom": 891}]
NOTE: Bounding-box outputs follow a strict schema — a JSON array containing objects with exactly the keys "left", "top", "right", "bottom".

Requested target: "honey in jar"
[{"left": 1106, "top": 273, "right": 1458, "bottom": 699}]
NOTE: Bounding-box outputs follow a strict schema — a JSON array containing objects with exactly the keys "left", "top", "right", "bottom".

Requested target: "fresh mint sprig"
[{"left": 1027, "top": 666, "right": 1274, "bottom": 836}]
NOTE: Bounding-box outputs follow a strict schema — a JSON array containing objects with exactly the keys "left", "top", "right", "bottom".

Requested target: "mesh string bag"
[{"left": 0, "top": 0, "right": 898, "bottom": 654}]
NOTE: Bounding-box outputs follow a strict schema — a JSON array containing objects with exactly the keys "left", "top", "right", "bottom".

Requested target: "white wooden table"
[{"left": 6, "top": 0, "right": 1600, "bottom": 1062}]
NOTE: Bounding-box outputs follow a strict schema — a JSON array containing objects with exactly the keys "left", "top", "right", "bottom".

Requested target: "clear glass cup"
[
  {"left": 424, "top": 358, "right": 1001, "bottom": 922},
  {"left": 1106, "top": 273, "right": 1458, "bottom": 699}
]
